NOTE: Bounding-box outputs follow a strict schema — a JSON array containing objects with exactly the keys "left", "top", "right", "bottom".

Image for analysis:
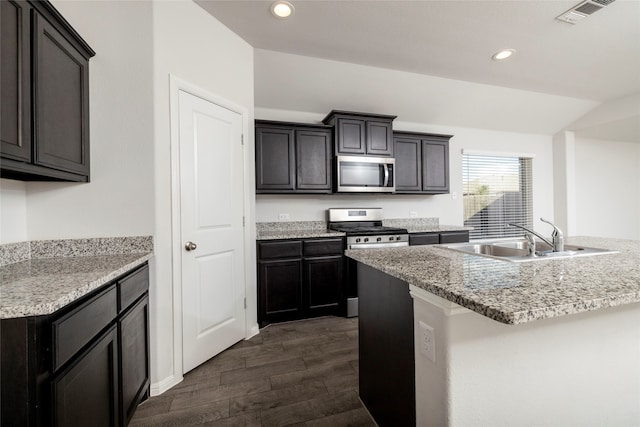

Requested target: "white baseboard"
[
  {"left": 150, "top": 374, "right": 183, "bottom": 396},
  {"left": 246, "top": 323, "right": 260, "bottom": 340}
]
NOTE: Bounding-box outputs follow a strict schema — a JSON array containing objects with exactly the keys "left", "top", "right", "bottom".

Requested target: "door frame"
[{"left": 168, "top": 75, "right": 254, "bottom": 381}]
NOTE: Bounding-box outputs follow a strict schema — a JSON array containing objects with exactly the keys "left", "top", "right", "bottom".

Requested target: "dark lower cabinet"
[
  {"left": 394, "top": 131, "right": 452, "bottom": 194},
  {"left": 0, "top": 0, "right": 95, "bottom": 182},
  {"left": 0, "top": 262, "right": 149, "bottom": 427},
  {"left": 304, "top": 255, "right": 343, "bottom": 317},
  {"left": 119, "top": 295, "right": 150, "bottom": 426},
  {"left": 257, "top": 238, "right": 345, "bottom": 327},
  {"left": 255, "top": 120, "right": 332, "bottom": 194},
  {"left": 259, "top": 258, "right": 303, "bottom": 323},
  {"left": 52, "top": 326, "right": 119, "bottom": 427},
  {"left": 409, "top": 230, "right": 469, "bottom": 245}
]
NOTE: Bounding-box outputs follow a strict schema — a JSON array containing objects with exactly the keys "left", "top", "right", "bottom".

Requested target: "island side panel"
[
  {"left": 412, "top": 290, "right": 640, "bottom": 426},
  {"left": 358, "top": 263, "right": 415, "bottom": 427}
]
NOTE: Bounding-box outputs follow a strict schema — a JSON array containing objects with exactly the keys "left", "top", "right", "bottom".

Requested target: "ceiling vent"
[{"left": 556, "top": 0, "right": 616, "bottom": 24}]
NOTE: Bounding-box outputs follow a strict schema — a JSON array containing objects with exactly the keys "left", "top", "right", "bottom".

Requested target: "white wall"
[
  {"left": 574, "top": 138, "right": 640, "bottom": 240},
  {"left": 151, "top": 0, "right": 255, "bottom": 394},
  {"left": 0, "top": 179, "right": 27, "bottom": 243},
  {"left": 25, "top": 0, "right": 155, "bottom": 240}
]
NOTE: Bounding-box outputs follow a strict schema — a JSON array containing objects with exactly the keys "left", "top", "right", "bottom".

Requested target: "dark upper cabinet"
[
  {"left": 322, "top": 110, "right": 396, "bottom": 157},
  {"left": 0, "top": 0, "right": 95, "bottom": 182},
  {"left": 255, "top": 120, "right": 332, "bottom": 194},
  {"left": 255, "top": 125, "right": 295, "bottom": 191},
  {"left": 1, "top": 0, "right": 31, "bottom": 163},
  {"left": 394, "top": 131, "right": 452, "bottom": 194}
]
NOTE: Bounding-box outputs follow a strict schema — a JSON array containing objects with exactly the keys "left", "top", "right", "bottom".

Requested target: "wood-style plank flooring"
[{"left": 130, "top": 316, "right": 376, "bottom": 426}]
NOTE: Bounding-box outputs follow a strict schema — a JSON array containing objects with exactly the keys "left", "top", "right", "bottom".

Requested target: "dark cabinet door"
[
  {"left": 52, "top": 326, "right": 119, "bottom": 427},
  {"left": 394, "top": 137, "right": 422, "bottom": 192},
  {"left": 336, "top": 118, "right": 366, "bottom": 155},
  {"left": 366, "top": 120, "right": 393, "bottom": 157},
  {"left": 258, "top": 259, "right": 302, "bottom": 326},
  {"left": 422, "top": 139, "right": 449, "bottom": 193},
  {"left": 304, "top": 255, "right": 344, "bottom": 317},
  {"left": 295, "top": 128, "right": 332, "bottom": 192},
  {"left": 32, "top": 13, "right": 90, "bottom": 176},
  {"left": 409, "top": 233, "right": 439, "bottom": 246},
  {"left": 119, "top": 295, "right": 150, "bottom": 426},
  {"left": 255, "top": 126, "right": 295, "bottom": 192},
  {"left": 0, "top": 0, "right": 31, "bottom": 162}
]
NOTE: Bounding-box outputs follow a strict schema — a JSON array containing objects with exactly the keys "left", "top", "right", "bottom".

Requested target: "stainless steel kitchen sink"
[{"left": 441, "top": 238, "right": 618, "bottom": 262}]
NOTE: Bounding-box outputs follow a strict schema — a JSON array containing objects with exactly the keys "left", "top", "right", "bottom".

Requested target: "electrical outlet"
[
  {"left": 410, "top": 211, "right": 418, "bottom": 218},
  {"left": 278, "top": 213, "right": 290, "bottom": 221},
  {"left": 451, "top": 192, "right": 458, "bottom": 200},
  {"left": 419, "top": 321, "right": 436, "bottom": 363}
]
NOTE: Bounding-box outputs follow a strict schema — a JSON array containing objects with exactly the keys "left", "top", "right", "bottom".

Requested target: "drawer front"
[
  {"left": 409, "top": 233, "right": 440, "bottom": 246},
  {"left": 439, "top": 231, "right": 469, "bottom": 244},
  {"left": 303, "top": 239, "right": 344, "bottom": 257},
  {"left": 119, "top": 264, "right": 150, "bottom": 312},
  {"left": 52, "top": 285, "right": 117, "bottom": 371},
  {"left": 258, "top": 241, "right": 302, "bottom": 260}
]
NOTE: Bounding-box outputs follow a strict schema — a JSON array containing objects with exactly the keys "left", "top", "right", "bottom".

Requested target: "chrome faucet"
[{"left": 507, "top": 218, "right": 564, "bottom": 252}]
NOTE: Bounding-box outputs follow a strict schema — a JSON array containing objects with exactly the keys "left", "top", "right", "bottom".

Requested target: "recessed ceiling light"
[
  {"left": 271, "top": 1, "right": 294, "bottom": 18},
  {"left": 492, "top": 49, "right": 516, "bottom": 61}
]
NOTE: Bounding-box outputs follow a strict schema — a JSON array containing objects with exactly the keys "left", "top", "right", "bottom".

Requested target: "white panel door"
[{"left": 178, "top": 89, "right": 245, "bottom": 374}]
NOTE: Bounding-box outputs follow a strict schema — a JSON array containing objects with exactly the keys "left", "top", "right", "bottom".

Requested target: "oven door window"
[{"left": 340, "top": 162, "right": 385, "bottom": 187}]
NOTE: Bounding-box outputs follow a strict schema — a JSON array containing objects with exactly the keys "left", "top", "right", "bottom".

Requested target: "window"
[{"left": 463, "top": 153, "right": 533, "bottom": 240}]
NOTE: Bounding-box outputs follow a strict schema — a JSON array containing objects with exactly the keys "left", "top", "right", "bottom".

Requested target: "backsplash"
[
  {"left": 0, "top": 236, "right": 153, "bottom": 267},
  {"left": 257, "top": 221, "right": 328, "bottom": 233},
  {"left": 383, "top": 217, "right": 439, "bottom": 228}
]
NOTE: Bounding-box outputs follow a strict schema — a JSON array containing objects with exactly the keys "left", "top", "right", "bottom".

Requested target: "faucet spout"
[
  {"left": 540, "top": 218, "right": 564, "bottom": 252},
  {"left": 507, "top": 218, "right": 565, "bottom": 252},
  {"left": 507, "top": 223, "right": 554, "bottom": 249}
]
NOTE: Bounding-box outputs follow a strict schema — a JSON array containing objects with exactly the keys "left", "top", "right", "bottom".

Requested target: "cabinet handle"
[{"left": 185, "top": 241, "right": 197, "bottom": 251}]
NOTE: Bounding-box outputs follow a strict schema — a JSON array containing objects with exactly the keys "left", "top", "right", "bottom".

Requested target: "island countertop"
[{"left": 346, "top": 236, "right": 640, "bottom": 324}]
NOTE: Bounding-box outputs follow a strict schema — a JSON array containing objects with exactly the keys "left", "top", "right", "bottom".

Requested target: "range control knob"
[
  {"left": 389, "top": 236, "right": 394, "bottom": 241},
  {"left": 376, "top": 237, "right": 382, "bottom": 242},
  {"left": 396, "top": 236, "right": 402, "bottom": 241},
  {"left": 364, "top": 238, "right": 369, "bottom": 243},
  {"left": 355, "top": 238, "right": 361, "bottom": 243}
]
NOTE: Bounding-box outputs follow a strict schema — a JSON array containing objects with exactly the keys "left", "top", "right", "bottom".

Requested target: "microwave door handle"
[{"left": 383, "top": 164, "right": 389, "bottom": 187}]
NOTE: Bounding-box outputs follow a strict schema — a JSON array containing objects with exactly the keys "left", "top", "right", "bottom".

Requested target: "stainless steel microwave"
[{"left": 336, "top": 156, "right": 395, "bottom": 193}]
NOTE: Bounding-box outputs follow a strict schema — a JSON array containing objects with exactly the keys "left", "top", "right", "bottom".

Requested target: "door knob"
[{"left": 185, "top": 241, "right": 197, "bottom": 251}]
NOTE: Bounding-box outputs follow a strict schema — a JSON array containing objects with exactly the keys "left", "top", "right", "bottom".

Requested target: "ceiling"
[
  {"left": 197, "top": 0, "right": 640, "bottom": 103},
  {"left": 196, "top": 0, "right": 640, "bottom": 141}
]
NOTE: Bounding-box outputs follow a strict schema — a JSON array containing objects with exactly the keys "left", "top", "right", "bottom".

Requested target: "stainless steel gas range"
[{"left": 328, "top": 208, "right": 409, "bottom": 317}]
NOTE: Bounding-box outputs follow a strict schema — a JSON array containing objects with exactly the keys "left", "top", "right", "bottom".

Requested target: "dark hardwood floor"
[{"left": 130, "top": 316, "right": 376, "bottom": 426}]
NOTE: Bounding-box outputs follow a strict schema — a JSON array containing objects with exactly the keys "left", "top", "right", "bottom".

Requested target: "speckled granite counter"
[
  {"left": 383, "top": 217, "right": 472, "bottom": 234},
  {"left": 346, "top": 236, "right": 640, "bottom": 324},
  {"left": 257, "top": 221, "right": 345, "bottom": 240},
  {"left": 256, "top": 218, "right": 469, "bottom": 240},
  {"left": 0, "top": 237, "right": 153, "bottom": 319}
]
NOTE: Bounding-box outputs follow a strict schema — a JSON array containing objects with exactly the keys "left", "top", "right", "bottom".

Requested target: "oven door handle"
[
  {"left": 383, "top": 164, "right": 390, "bottom": 187},
  {"left": 349, "top": 242, "right": 409, "bottom": 250}
]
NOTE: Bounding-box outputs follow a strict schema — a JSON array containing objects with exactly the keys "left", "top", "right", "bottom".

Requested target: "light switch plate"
[{"left": 278, "top": 213, "right": 290, "bottom": 220}]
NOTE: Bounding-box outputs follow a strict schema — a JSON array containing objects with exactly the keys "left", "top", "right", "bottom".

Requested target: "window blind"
[{"left": 463, "top": 154, "right": 533, "bottom": 240}]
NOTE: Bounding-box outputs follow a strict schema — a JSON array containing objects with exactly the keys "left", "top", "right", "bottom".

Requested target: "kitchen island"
[{"left": 347, "top": 237, "right": 640, "bottom": 426}]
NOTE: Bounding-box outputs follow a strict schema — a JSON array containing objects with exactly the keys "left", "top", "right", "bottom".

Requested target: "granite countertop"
[
  {"left": 346, "top": 236, "right": 640, "bottom": 325},
  {"left": 256, "top": 220, "right": 345, "bottom": 240},
  {"left": 0, "top": 237, "right": 153, "bottom": 319},
  {"left": 256, "top": 218, "right": 470, "bottom": 240}
]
